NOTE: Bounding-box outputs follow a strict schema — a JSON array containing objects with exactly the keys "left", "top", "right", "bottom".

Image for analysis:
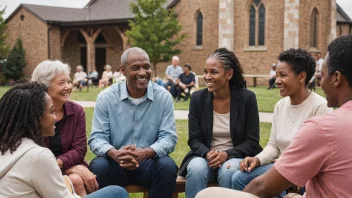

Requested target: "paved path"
[{"left": 72, "top": 100, "right": 273, "bottom": 123}]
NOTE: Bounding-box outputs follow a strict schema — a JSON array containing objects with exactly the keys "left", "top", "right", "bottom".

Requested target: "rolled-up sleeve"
[
  {"left": 88, "top": 95, "right": 114, "bottom": 156},
  {"left": 150, "top": 93, "right": 177, "bottom": 156}
]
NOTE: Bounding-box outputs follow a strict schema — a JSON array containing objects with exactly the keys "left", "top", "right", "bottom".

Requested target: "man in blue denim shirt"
[{"left": 88, "top": 47, "right": 178, "bottom": 198}]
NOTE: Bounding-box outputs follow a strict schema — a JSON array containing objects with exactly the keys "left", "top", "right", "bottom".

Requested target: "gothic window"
[
  {"left": 196, "top": 12, "right": 203, "bottom": 46},
  {"left": 310, "top": 8, "right": 319, "bottom": 48},
  {"left": 248, "top": 0, "right": 266, "bottom": 47}
]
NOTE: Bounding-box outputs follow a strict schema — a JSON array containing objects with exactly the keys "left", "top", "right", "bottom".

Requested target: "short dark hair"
[
  {"left": 278, "top": 48, "right": 316, "bottom": 85},
  {"left": 0, "top": 81, "right": 48, "bottom": 155},
  {"left": 327, "top": 35, "right": 352, "bottom": 87},
  {"left": 184, "top": 63, "right": 192, "bottom": 71},
  {"left": 209, "top": 48, "right": 246, "bottom": 88}
]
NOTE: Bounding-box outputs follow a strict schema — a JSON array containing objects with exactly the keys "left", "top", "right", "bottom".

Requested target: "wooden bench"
[
  {"left": 243, "top": 74, "right": 269, "bottom": 87},
  {"left": 125, "top": 176, "right": 218, "bottom": 198}
]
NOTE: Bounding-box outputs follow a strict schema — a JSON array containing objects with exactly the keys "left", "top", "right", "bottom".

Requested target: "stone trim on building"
[{"left": 284, "top": 0, "right": 299, "bottom": 50}]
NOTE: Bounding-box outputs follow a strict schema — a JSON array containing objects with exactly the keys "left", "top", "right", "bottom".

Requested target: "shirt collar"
[
  {"left": 120, "top": 81, "right": 154, "bottom": 101},
  {"left": 63, "top": 102, "right": 74, "bottom": 116}
]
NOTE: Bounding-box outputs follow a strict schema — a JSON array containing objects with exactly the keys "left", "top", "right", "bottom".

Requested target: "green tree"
[
  {"left": 0, "top": 7, "right": 9, "bottom": 59},
  {"left": 126, "top": 0, "right": 186, "bottom": 76},
  {"left": 2, "top": 38, "right": 26, "bottom": 81}
]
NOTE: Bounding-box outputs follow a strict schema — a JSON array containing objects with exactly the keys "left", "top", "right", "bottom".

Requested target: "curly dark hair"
[
  {"left": 0, "top": 81, "right": 48, "bottom": 155},
  {"left": 278, "top": 48, "right": 316, "bottom": 86},
  {"left": 184, "top": 63, "right": 192, "bottom": 71},
  {"left": 327, "top": 35, "right": 352, "bottom": 87},
  {"left": 209, "top": 48, "right": 247, "bottom": 88}
]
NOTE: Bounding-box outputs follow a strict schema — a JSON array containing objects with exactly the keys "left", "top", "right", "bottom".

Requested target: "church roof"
[
  {"left": 336, "top": 3, "right": 352, "bottom": 24},
  {"left": 6, "top": 0, "right": 179, "bottom": 26}
]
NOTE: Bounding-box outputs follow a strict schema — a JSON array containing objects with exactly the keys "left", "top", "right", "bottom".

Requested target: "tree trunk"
[{"left": 153, "top": 62, "right": 158, "bottom": 77}]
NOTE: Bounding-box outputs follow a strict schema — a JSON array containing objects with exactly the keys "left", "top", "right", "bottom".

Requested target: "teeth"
[{"left": 137, "top": 78, "right": 146, "bottom": 81}]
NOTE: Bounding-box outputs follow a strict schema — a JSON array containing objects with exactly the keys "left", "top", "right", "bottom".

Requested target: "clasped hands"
[
  {"left": 108, "top": 145, "right": 150, "bottom": 170},
  {"left": 206, "top": 150, "right": 228, "bottom": 169}
]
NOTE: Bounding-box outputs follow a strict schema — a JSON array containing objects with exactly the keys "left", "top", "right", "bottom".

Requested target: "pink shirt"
[{"left": 275, "top": 101, "right": 352, "bottom": 198}]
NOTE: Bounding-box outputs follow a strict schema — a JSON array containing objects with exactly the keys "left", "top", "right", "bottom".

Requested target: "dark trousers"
[
  {"left": 89, "top": 156, "right": 178, "bottom": 198},
  {"left": 164, "top": 81, "right": 177, "bottom": 98},
  {"left": 268, "top": 78, "right": 276, "bottom": 89},
  {"left": 176, "top": 86, "right": 191, "bottom": 100}
]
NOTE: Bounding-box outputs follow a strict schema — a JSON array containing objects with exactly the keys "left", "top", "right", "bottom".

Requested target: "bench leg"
[
  {"left": 173, "top": 192, "right": 178, "bottom": 198},
  {"left": 253, "top": 77, "right": 257, "bottom": 87}
]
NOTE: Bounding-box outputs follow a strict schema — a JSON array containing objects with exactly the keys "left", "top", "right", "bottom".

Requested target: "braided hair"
[
  {"left": 208, "top": 48, "right": 247, "bottom": 88},
  {"left": 0, "top": 81, "right": 48, "bottom": 155}
]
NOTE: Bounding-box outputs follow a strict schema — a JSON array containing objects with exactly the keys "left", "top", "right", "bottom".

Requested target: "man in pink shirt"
[{"left": 195, "top": 35, "right": 352, "bottom": 198}]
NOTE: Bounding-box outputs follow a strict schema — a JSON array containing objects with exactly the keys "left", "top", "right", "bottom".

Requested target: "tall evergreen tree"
[
  {"left": 0, "top": 7, "right": 9, "bottom": 59},
  {"left": 126, "top": 0, "right": 186, "bottom": 76},
  {"left": 2, "top": 38, "right": 26, "bottom": 80}
]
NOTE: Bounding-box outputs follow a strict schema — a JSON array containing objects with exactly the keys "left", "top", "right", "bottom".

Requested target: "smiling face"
[
  {"left": 48, "top": 72, "right": 72, "bottom": 105},
  {"left": 275, "top": 61, "right": 306, "bottom": 98},
  {"left": 40, "top": 94, "right": 57, "bottom": 137},
  {"left": 121, "top": 52, "right": 152, "bottom": 98},
  {"left": 203, "top": 57, "right": 233, "bottom": 93}
]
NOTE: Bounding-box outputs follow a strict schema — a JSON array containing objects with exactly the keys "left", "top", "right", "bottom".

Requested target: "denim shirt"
[{"left": 89, "top": 81, "right": 177, "bottom": 157}]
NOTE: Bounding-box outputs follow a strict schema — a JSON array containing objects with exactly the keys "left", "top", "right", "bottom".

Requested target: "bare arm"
[{"left": 244, "top": 166, "right": 293, "bottom": 198}]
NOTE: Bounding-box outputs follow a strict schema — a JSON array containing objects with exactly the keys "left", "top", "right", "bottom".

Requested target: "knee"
[
  {"left": 102, "top": 186, "right": 128, "bottom": 197},
  {"left": 231, "top": 171, "right": 248, "bottom": 190},
  {"left": 187, "top": 157, "right": 208, "bottom": 177},
  {"left": 155, "top": 156, "right": 177, "bottom": 174},
  {"left": 88, "top": 157, "right": 111, "bottom": 175},
  {"left": 68, "top": 174, "right": 85, "bottom": 193}
]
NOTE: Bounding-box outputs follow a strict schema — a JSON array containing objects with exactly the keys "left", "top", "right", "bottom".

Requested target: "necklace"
[
  {"left": 287, "top": 90, "right": 311, "bottom": 123},
  {"left": 217, "top": 98, "right": 230, "bottom": 111},
  {"left": 287, "top": 106, "right": 301, "bottom": 123}
]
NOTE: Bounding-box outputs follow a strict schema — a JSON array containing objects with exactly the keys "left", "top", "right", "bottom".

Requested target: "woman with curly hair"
[
  {"left": 0, "top": 82, "right": 128, "bottom": 198},
  {"left": 231, "top": 48, "right": 333, "bottom": 196},
  {"left": 31, "top": 60, "right": 98, "bottom": 196}
]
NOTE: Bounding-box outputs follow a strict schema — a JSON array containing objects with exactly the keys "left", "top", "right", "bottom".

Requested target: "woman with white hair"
[
  {"left": 99, "top": 65, "right": 113, "bottom": 88},
  {"left": 31, "top": 60, "right": 98, "bottom": 196}
]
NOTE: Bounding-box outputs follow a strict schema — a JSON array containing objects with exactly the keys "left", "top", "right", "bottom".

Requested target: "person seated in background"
[
  {"left": 0, "top": 81, "right": 129, "bottom": 198},
  {"left": 175, "top": 63, "right": 195, "bottom": 102},
  {"left": 231, "top": 48, "right": 332, "bottom": 197},
  {"left": 113, "top": 69, "right": 126, "bottom": 83},
  {"left": 73, "top": 65, "right": 87, "bottom": 91},
  {"left": 267, "top": 63, "right": 277, "bottom": 90},
  {"left": 32, "top": 60, "right": 98, "bottom": 196},
  {"left": 88, "top": 68, "right": 99, "bottom": 87},
  {"left": 99, "top": 65, "right": 113, "bottom": 88},
  {"left": 152, "top": 76, "right": 165, "bottom": 87},
  {"left": 164, "top": 56, "right": 183, "bottom": 97}
]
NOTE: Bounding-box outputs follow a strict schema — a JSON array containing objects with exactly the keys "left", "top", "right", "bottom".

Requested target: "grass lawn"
[
  {"left": 0, "top": 85, "right": 326, "bottom": 113},
  {"left": 84, "top": 107, "right": 272, "bottom": 198}
]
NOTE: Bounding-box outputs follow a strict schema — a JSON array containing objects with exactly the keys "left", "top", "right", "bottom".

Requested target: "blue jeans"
[
  {"left": 231, "top": 163, "right": 286, "bottom": 198},
  {"left": 185, "top": 157, "right": 242, "bottom": 198},
  {"left": 164, "top": 81, "right": 177, "bottom": 98},
  {"left": 89, "top": 156, "right": 177, "bottom": 198},
  {"left": 86, "top": 186, "right": 129, "bottom": 198}
]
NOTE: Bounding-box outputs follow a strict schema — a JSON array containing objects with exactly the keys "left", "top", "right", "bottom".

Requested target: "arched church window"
[
  {"left": 310, "top": 8, "right": 319, "bottom": 48},
  {"left": 196, "top": 12, "right": 203, "bottom": 46},
  {"left": 248, "top": 0, "right": 266, "bottom": 47}
]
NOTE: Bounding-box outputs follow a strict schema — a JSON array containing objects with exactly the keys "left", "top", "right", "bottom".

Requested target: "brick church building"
[{"left": 5, "top": 0, "right": 352, "bottom": 83}]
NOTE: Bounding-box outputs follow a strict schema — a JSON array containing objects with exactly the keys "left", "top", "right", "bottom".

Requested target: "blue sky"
[{"left": 1, "top": 0, "right": 352, "bottom": 20}]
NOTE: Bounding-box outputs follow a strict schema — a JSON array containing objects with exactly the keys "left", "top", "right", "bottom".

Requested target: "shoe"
[{"left": 175, "top": 98, "right": 180, "bottom": 102}]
